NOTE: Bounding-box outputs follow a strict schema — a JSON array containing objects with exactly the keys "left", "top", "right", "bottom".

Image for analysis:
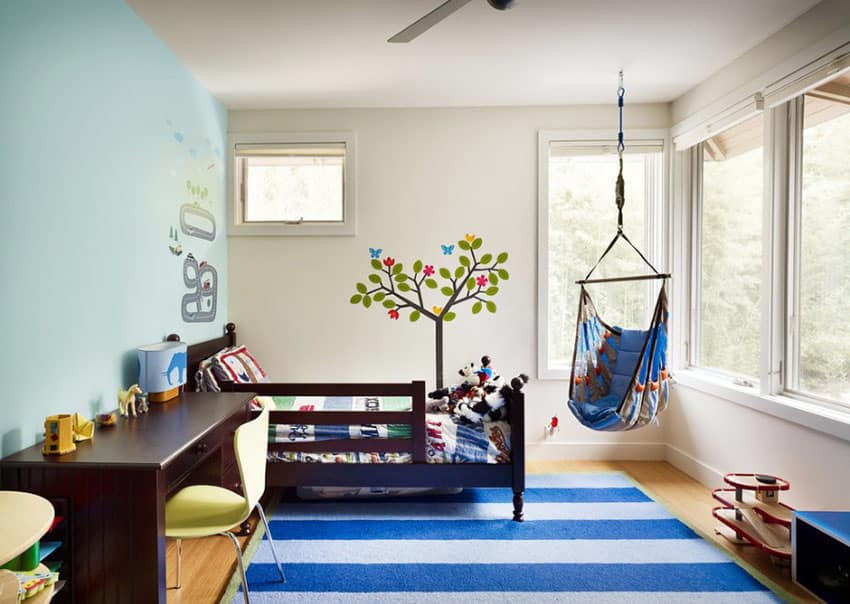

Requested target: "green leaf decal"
[
  {"left": 371, "top": 259, "right": 382, "bottom": 270},
  {"left": 489, "top": 273, "right": 499, "bottom": 285},
  {"left": 409, "top": 310, "right": 421, "bottom": 322},
  {"left": 454, "top": 266, "right": 465, "bottom": 279},
  {"left": 425, "top": 278, "right": 438, "bottom": 289},
  {"left": 486, "top": 300, "right": 497, "bottom": 313},
  {"left": 413, "top": 260, "right": 423, "bottom": 274},
  {"left": 443, "top": 311, "right": 457, "bottom": 322},
  {"left": 350, "top": 294, "right": 362, "bottom": 304},
  {"left": 363, "top": 295, "right": 372, "bottom": 308},
  {"left": 485, "top": 286, "right": 499, "bottom": 296},
  {"left": 368, "top": 274, "right": 381, "bottom": 283},
  {"left": 472, "top": 301, "right": 482, "bottom": 314},
  {"left": 458, "top": 255, "right": 470, "bottom": 267},
  {"left": 392, "top": 263, "right": 403, "bottom": 275},
  {"left": 398, "top": 282, "right": 411, "bottom": 292},
  {"left": 440, "top": 286, "right": 454, "bottom": 296},
  {"left": 471, "top": 238, "right": 483, "bottom": 250},
  {"left": 480, "top": 253, "right": 492, "bottom": 264},
  {"left": 466, "top": 277, "right": 475, "bottom": 290},
  {"left": 356, "top": 282, "right": 367, "bottom": 294},
  {"left": 439, "top": 267, "right": 451, "bottom": 279},
  {"left": 382, "top": 299, "right": 395, "bottom": 308},
  {"left": 374, "top": 292, "right": 386, "bottom": 302},
  {"left": 394, "top": 273, "right": 408, "bottom": 282},
  {"left": 498, "top": 269, "right": 510, "bottom": 280},
  {"left": 497, "top": 252, "right": 509, "bottom": 263},
  {"left": 458, "top": 240, "right": 470, "bottom": 251}
]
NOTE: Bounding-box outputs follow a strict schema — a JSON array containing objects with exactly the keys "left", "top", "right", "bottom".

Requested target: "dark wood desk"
[{"left": 0, "top": 392, "right": 253, "bottom": 604}]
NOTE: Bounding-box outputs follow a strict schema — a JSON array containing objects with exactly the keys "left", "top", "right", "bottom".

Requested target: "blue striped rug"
[{"left": 235, "top": 473, "right": 780, "bottom": 603}]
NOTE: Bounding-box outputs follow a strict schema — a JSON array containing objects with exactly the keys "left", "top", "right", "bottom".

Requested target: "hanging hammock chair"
[{"left": 565, "top": 72, "right": 671, "bottom": 432}]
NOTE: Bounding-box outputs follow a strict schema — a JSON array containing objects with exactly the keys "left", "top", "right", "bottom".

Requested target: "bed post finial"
[
  {"left": 166, "top": 333, "right": 181, "bottom": 342},
  {"left": 225, "top": 322, "right": 236, "bottom": 335}
]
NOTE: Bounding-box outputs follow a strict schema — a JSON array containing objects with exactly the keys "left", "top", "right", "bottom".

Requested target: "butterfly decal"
[
  {"left": 369, "top": 247, "right": 383, "bottom": 259},
  {"left": 441, "top": 244, "right": 455, "bottom": 255}
]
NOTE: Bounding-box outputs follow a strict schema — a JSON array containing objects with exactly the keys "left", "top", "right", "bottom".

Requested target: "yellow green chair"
[{"left": 165, "top": 400, "right": 285, "bottom": 603}]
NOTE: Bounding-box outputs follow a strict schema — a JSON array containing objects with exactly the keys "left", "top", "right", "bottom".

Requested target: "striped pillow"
[{"left": 211, "top": 345, "right": 269, "bottom": 384}]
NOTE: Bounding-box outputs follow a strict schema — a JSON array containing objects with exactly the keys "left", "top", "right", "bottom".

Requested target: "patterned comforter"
[{"left": 259, "top": 395, "right": 511, "bottom": 464}]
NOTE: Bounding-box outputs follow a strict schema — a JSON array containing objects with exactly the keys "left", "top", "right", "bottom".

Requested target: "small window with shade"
[{"left": 229, "top": 133, "right": 356, "bottom": 236}]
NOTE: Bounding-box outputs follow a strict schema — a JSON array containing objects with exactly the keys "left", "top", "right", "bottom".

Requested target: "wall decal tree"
[{"left": 350, "top": 234, "right": 510, "bottom": 388}]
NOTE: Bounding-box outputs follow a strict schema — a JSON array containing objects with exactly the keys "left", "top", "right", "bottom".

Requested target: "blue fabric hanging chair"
[
  {"left": 567, "top": 285, "right": 669, "bottom": 431},
  {"left": 564, "top": 71, "right": 671, "bottom": 432}
]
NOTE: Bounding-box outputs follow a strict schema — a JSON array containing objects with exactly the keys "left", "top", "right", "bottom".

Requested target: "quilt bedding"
[{"left": 259, "top": 395, "right": 511, "bottom": 464}]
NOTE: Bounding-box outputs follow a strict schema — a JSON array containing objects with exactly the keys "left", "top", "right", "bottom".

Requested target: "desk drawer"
[
  {"left": 164, "top": 435, "right": 219, "bottom": 492},
  {"left": 163, "top": 406, "right": 248, "bottom": 492}
]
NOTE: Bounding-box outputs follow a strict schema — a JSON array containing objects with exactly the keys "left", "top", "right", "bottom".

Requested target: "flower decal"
[
  {"left": 432, "top": 305, "right": 443, "bottom": 315},
  {"left": 388, "top": 309, "right": 400, "bottom": 320},
  {"left": 383, "top": 257, "right": 395, "bottom": 267},
  {"left": 465, "top": 233, "right": 476, "bottom": 243},
  {"left": 476, "top": 275, "right": 488, "bottom": 287},
  {"left": 423, "top": 265, "right": 435, "bottom": 277}
]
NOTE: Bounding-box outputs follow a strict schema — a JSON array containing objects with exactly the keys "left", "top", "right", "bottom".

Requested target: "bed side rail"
[{"left": 229, "top": 381, "right": 427, "bottom": 462}]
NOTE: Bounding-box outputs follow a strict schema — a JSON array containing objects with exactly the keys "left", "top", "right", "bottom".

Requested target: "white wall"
[
  {"left": 667, "top": 0, "right": 850, "bottom": 508},
  {"left": 228, "top": 104, "right": 670, "bottom": 459},
  {"left": 672, "top": 0, "right": 850, "bottom": 124},
  {"left": 667, "top": 387, "right": 850, "bottom": 509}
]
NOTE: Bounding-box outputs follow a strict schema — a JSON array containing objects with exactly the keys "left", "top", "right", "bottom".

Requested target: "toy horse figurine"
[{"left": 118, "top": 384, "right": 143, "bottom": 417}]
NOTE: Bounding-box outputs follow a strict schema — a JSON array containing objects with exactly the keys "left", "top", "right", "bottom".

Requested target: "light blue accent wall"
[{"left": 0, "top": 0, "right": 228, "bottom": 456}]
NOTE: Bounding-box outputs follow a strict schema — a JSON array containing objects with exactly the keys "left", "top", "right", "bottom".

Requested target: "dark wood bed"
[{"left": 169, "top": 322, "right": 526, "bottom": 520}]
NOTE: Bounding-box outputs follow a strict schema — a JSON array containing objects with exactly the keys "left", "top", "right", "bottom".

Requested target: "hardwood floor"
[
  {"left": 168, "top": 461, "right": 813, "bottom": 603},
  {"left": 165, "top": 509, "right": 260, "bottom": 604}
]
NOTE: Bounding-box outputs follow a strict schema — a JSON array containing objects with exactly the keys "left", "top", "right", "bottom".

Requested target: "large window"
[
  {"left": 229, "top": 133, "right": 356, "bottom": 236},
  {"left": 697, "top": 114, "right": 763, "bottom": 379},
  {"left": 685, "top": 69, "right": 850, "bottom": 411},
  {"left": 790, "top": 85, "right": 850, "bottom": 401},
  {"left": 538, "top": 133, "right": 665, "bottom": 378}
]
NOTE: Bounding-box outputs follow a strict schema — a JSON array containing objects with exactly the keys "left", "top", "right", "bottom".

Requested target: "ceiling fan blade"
[{"left": 388, "top": 0, "right": 474, "bottom": 43}]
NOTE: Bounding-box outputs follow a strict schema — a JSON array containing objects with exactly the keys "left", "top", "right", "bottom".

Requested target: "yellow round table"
[
  {"left": 0, "top": 491, "right": 54, "bottom": 566},
  {"left": 0, "top": 492, "right": 55, "bottom": 604}
]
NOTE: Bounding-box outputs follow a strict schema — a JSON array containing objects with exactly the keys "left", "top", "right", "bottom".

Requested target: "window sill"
[{"left": 674, "top": 369, "right": 850, "bottom": 444}]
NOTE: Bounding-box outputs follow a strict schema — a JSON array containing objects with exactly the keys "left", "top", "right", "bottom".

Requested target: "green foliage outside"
[
  {"left": 548, "top": 154, "right": 655, "bottom": 367},
  {"left": 799, "top": 105, "right": 850, "bottom": 401},
  {"left": 701, "top": 138, "right": 763, "bottom": 378}
]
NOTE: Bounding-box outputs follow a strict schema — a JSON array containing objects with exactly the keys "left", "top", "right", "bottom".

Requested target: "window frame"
[
  {"left": 536, "top": 129, "right": 670, "bottom": 380},
  {"left": 227, "top": 131, "right": 357, "bottom": 237},
  {"left": 686, "top": 112, "right": 770, "bottom": 386},
  {"left": 676, "top": 68, "right": 850, "bottom": 440}
]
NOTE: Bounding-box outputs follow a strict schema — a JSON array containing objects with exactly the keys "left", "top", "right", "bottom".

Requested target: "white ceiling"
[{"left": 127, "top": 0, "right": 820, "bottom": 109}]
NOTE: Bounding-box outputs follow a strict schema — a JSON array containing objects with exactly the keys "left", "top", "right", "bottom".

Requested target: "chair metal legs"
[
  {"left": 173, "top": 538, "right": 182, "bottom": 589},
  {"left": 222, "top": 531, "right": 250, "bottom": 604},
  {"left": 168, "top": 504, "right": 283, "bottom": 600},
  {"left": 256, "top": 502, "right": 286, "bottom": 583}
]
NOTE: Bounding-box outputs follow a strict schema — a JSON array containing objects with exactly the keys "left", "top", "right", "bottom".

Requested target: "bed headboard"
[{"left": 167, "top": 322, "right": 236, "bottom": 392}]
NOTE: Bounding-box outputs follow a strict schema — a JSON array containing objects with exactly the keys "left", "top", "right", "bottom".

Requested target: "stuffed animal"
[
  {"left": 428, "top": 356, "right": 497, "bottom": 407},
  {"left": 454, "top": 373, "right": 529, "bottom": 424}
]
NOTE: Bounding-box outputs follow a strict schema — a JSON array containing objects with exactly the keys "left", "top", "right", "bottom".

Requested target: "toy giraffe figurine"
[{"left": 118, "top": 384, "right": 143, "bottom": 417}]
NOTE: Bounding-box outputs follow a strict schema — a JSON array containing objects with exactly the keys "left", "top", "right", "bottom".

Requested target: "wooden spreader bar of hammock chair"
[{"left": 576, "top": 273, "right": 671, "bottom": 285}]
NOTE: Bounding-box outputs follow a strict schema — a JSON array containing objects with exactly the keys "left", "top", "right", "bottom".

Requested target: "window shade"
[
  {"left": 234, "top": 142, "right": 346, "bottom": 158},
  {"left": 549, "top": 140, "right": 664, "bottom": 157}
]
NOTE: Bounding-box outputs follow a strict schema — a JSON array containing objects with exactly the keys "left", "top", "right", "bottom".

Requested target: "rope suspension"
[
  {"left": 576, "top": 71, "right": 669, "bottom": 286},
  {"left": 616, "top": 70, "right": 625, "bottom": 233}
]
